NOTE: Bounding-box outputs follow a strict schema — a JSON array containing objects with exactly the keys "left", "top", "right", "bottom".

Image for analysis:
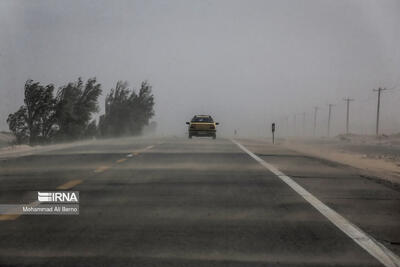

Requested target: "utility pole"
[
  {"left": 313, "top": 107, "right": 319, "bottom": 137},
  {"left": 327, "top": 104, "right": 335, "bottom": 137},
  {"left": 373, "top": 88, "right": 387, "bottom": 136},
  {"left": 271, "top": 123, "right": 276, "bottom": 144},
  {"left": 343, "top": 98, "right": 354, "bottom": 135},
  {"left": 302, "top": 112, "right": 306, "bottom": 136},
  {"left": 293, "top": 114, "right": 297, "bottom": 136}
]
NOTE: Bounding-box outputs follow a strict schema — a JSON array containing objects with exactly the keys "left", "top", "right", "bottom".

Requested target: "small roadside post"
[{"left": 271, "top": 123, "right": 276, "bottom": 144}]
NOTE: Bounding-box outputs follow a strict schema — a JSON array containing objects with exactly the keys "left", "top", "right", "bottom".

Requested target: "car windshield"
[{"left": 192, "top": 116, "right": 213, "bottom": 123}]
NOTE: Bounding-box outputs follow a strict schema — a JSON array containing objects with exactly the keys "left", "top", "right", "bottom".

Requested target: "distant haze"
[{"left": 1, "top": 0, "right": 399, "bottom": 137}]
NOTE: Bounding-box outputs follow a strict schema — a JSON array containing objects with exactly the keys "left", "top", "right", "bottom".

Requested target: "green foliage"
[
  {"left": 84, "top": 120, "right": 98, "bottom": 138},
  {"left": 7, "top": 106, "right": 29, "bottom": 144},
  {"left": 7, "top": 78, "right": 102, "bottom": 144},
  {"left": 134, "top": 81, "right": 155, "bottom": 130},
  {"left": 7, "top": 78, "right": 154, "bottom": 144},
  {"left": 99, "top": 81, "right": 155, "bottom": 137},
  {"left": 7, "top": 80, "right": 56, "bottom": 144},
  {"left": 55, "top": 78, "right": 101, "bottom": 141}
]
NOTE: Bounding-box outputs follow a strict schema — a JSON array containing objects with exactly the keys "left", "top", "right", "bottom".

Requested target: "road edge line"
[{"left": 231, "top": 139, "right": 400, "bottom": 267}]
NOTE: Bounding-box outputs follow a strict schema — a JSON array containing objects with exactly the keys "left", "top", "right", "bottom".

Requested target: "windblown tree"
[
  {"left": 84, "top": 120, "right": 98, "bottom": 138},
  {"left": 7, "top": 78, "right": 102, "bottom": 144},
  {"left": 131, "top": 81, "right": 155, "bottom": 132},
  {"left": 7, "top": 106, "right": 29, "bottom": 144},
  {"left": 7, "top": 80, "right": 56, "bottom": 144},
  {"left": 7, "top": 77, "right": 151, "bottom": 143},
  {"left": 99, "top": 81, "right": 131, "bottom": 136},
  {"left": 55, "top": 78, "right": 102, "bottom": 141},
  {"left": 99, "top": 81, "right": 155, "bottom": 137}
]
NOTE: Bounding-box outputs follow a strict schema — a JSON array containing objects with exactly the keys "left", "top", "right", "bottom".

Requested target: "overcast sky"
[{"left": 0, "top": 0, "right": 399, "bottom": 136}]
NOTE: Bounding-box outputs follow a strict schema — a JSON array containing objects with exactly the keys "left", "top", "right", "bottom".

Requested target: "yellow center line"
[
  {"left": 0, "top": 201, "right": 39, "bottom": 221},
  {"left": 94, "top": 166, "right": 111, "bottom": 173},
  {"left": 131, "top": 144, "right": 155, "bottom": 155},
  {"left": 0, "top": 214, "right": 20, "bottom": 221},
  {"left": 1, "top": 178, "right": 82, "bottom": 221},
  {"left": 57, "top": 179, "right": 83, "bottom": 190},
  {"left": 1, "top": 144, "right": 156, "bottom": 221}
]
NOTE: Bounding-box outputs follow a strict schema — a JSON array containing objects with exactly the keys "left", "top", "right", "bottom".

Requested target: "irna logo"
[{"left": 38, "top": 191, "right": 79, "bottom": 203}]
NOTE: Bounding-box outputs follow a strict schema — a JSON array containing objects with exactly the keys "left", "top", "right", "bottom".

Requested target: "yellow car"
[{"left": 186, "top": 115, "right": 219, "bottom": 139}]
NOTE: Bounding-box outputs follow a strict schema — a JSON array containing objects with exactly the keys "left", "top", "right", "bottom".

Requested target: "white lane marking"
[{"left": 231, "top": 139, "right": 400, "bottom": 267}]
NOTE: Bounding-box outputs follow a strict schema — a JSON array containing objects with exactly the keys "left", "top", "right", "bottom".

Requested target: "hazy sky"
[{"left": 1, "top": 0, "right": 399, "bottom": 136}]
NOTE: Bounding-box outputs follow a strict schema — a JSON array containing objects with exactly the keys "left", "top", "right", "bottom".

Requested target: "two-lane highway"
[{"left": 0, "top": 137, "right": 399, "bottom": 266}]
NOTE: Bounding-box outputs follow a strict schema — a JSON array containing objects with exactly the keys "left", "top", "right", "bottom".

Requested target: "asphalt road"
[{"left": 0, "top": 137, "right": 399, "bottom": 266}]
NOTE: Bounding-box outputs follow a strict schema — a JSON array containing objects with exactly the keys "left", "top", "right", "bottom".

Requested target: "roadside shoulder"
[
  {"left": 282, "top": 139, "right": 400, "bottom": 189},
  {"left": 0, "top": 139, "right": 96, "bottom": 159}
]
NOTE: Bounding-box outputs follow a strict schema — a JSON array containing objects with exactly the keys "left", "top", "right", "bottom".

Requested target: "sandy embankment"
[
  {"left": 282, "top": 135, "right": 400, "bottom": 186},
  {"left": 0, "top": 135, "right": 158, "bottom": 159},
  {"left": 0, "top": 138, "right": 96, "bottom": 159},
  {"left": 0, "top": 132, "right": 15, "bottom": 148}
]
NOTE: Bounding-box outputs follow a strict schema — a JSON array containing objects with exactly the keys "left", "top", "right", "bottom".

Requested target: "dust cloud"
[{"left": 1, "top": 0, "right": 399, "bottom": 138}]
